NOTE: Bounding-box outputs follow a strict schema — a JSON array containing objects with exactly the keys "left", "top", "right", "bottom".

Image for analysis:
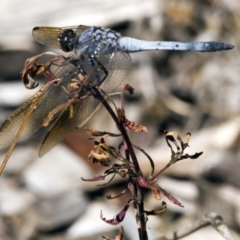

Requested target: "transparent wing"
[
  {"left": 0, "top": 58, "right": 79, "bottom": 148},
  {"left": 99, "top": 51, "right": 132, "bottom": 93},
  {"left": 39, "top": 96, "right": 100, "bottom": 157},
  {"left": 0, "top": 84, "right": 68, "bottom": 148},
  {"left": 39, "top": 51, "right": 132, "bottom": 156}
]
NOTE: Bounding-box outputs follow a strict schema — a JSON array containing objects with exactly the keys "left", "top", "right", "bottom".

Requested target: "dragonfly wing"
[
  {"left": 39, "top": 51, "right": 132, "bottom": 155},
  {"left": 0, "top": 83, "right": 69, "bottom": 148},
  {"left": 32, "top": 27, "right": 64, "bottom": 49},
  {"left": 0, "top": 56, "right": 80, "bottom": 148},
  {"left": 99, "top": 51, "right": 132, "bottom": 93},
  {"left": 75, "top": 25, "right": 91, "bottom": 35},
  {"left": 39, "top": 96, "right": 100, "bottom": 157}
]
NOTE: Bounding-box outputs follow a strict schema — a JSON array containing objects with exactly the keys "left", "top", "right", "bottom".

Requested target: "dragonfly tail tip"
[
  {"left": 223, "top": 43, "right": 235, "bottom": 50},
  {"left": 227, "top": 44, "right": 234, "bottom": 50}
]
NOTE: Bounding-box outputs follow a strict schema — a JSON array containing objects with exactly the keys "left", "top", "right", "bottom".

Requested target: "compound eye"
[{"left": 59, "top": 29, "right": 76, "bottom": 52}]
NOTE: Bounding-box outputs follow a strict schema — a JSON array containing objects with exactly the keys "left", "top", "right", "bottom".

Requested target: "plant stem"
[
  {"left": 91, "top": 87, "right": 148, "bottom": 240},
  {"left": 91, "top": 87, "right": 142, "bottom": 173},
  {"left": 135, "top": 184, "right": 148, "bottom": 240},
  {"left": 149, "top": 162, "right": 172, "bottom": 182}
]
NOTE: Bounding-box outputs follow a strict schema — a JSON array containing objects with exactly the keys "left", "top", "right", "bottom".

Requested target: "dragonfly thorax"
[{"left": 77, "top": 26, "right": 120, "bottom": 55}]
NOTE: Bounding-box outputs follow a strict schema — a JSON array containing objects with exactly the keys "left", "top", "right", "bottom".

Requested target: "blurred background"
[{"left": 0, "top": 0, "right": 239, "bottom": 239}]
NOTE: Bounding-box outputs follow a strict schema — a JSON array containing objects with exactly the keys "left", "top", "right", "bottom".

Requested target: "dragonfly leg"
[{"left": 88, "top": 54, "right": 108, "bottom": 86}]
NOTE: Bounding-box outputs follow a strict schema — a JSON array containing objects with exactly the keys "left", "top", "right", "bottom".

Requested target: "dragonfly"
[{"left": 0, "top": 25, "right": 234, "bottom": 174}]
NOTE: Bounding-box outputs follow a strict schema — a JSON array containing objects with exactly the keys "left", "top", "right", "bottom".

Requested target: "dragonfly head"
[{"left": 58, "top": 29, "right": 77, "bottom": 52}]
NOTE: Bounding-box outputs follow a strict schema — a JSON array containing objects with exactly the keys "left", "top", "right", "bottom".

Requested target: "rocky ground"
[{"left": 0, "top": 1, "right": 240, "bottom": 239}]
